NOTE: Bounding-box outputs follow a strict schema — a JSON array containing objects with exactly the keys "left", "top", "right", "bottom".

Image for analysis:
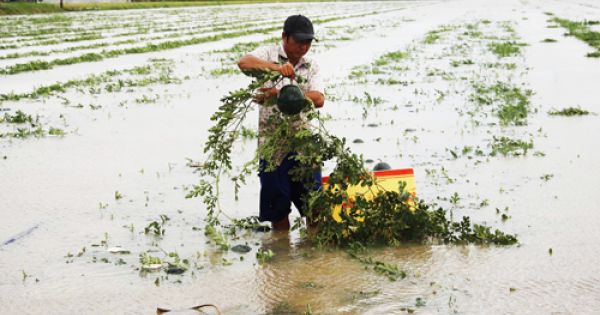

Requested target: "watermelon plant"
[{"left": 187, "top": 69, "right": 518, "bottom": 249}]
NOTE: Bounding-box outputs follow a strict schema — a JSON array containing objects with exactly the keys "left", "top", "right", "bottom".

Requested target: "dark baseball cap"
[{"left": 284, "top": 15, "right": 318, "bottom": 42}]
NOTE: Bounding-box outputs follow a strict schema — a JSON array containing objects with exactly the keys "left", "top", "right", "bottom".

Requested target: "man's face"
[{"left": 282, "top": 34, "right": 312, "bottom": 61}]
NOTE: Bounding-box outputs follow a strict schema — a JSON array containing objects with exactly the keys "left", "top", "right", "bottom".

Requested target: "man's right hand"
[{"left": 278, "top": 63, "right": 295, "bottom": 80}]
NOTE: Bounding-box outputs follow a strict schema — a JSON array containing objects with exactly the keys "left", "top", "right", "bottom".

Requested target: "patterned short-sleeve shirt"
[
  {"left": 249, "top": 43, "right": 325, "bottom": 164},
  {"left": 249, "top": 43, "right": 324, "bottom": 94}
]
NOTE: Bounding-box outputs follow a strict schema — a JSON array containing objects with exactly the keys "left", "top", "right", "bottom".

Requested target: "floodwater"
[{"left": 1, "top": 0, "right": 600, "bottom": 314}]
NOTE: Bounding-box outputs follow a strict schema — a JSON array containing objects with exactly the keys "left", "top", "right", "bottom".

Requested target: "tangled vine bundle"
[{"left": 187, "top": 71, "right": 517, "bottom": 247}]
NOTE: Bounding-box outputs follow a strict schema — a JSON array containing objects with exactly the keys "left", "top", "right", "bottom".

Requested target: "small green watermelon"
[
  {"left": 373, "top": 162, "right": 392, "bottom": 171},
  {"left": 277, "top": 84, "right": 308, "bottom": 115}
]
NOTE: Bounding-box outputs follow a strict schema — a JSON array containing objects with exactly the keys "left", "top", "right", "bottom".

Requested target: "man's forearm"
[
  {"left": 239, "top": 54, "right": 324, "bottom": 107},
  {"left": 238, "top": 54, "right": 279, "bottom": 72}
]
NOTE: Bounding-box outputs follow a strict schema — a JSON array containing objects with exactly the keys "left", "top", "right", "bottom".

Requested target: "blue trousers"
[{"left": 258, "top": 154, "right": 322, "bottom": 223}]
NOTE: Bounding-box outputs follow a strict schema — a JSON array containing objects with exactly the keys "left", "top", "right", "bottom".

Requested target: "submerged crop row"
[
  {"left": 0, "top": 2, "right": 397, "bottom": 48},
  {"left": 206, "top": 21, "right": 393, "bottom": 78},
  {"left": 0, "top": 109, "right": 64, "bottom": 139},
  {"left": 471, "top": 81, "right": 533, "bottom": 126},
  {"left": 0, "top": 9, "right": 396, "bottom": 76},
  {"left": 0, "top": 19, "right": 282, "bottom": 61},
  {"left": 0, "top": 27, "right": 281, "bottom": 75},
  {"left": 0, "top": 13, "right": 285, "bottom": 52},
  {"left": 551, "top": 16, "right": 600, "bottom": 58},
  {"left": 1, "top": 4, "right": 273, "bottom": 36},
  {"left": 337, "top": 18, "right": 539, "bottom": 220},
  {"left": 0, "top": 58, "right": 180, "bottom": 104}
]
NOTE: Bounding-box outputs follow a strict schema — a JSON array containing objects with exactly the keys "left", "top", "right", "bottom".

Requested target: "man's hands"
[
  {"left": 238, "top": 54, "right": 295, "bottom": 80},
  {"left": 252, "top": 62, "right": 293, "bottom": 104},
  {"left": 242, "top": 59, "right": 323, "bottom": 107},
  {"left": 253, "top": 86, "right": 278, "bottom": 104},
  {"left": 258, "top": 86, "right": 278, "bottom": 98},
  {"left": 277, "top": 62, "right": 295, "bottom": 80},
  {"left": 254, "top": 63, "right": 294, "bottom": 103}
]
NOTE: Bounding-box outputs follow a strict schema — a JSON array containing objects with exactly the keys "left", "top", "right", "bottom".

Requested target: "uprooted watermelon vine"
[{"left": 186, "top": 70, "right": 518, "bottom": 252}]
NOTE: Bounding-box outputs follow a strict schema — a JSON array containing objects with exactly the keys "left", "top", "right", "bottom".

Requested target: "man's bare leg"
[{"left": 272, "top": 215, "right": 290, "bottom": 230}]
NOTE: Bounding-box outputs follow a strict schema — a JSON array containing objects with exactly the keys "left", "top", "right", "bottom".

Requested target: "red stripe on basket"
[{"left": 322, "top": 168, "right": 413, "bottom": 184}]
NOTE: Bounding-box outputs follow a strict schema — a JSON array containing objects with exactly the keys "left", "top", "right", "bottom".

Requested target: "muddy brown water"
[{"left": 1, "top": 0, "right": 600, "bottom": 314}]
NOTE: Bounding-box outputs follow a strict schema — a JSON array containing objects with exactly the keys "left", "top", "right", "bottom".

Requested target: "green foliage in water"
[
  {"left": 374, "top": 51, "right": 409, "bottom": 66},
  {"left": 422, "top": 25, "right": 455, "bottom": 45},
  {"left": 450, "top": 59, "right": 474, "bottom": 67},
  {"left": 0, "top": 11, "right": 378, "bottom": 76},
  {"left": 423, "top": 32, "right": 441, "bottom": 44},
  {"left": 471, "top": 81, "right": 532, "bottom": 125},
  {"left": 204, "top": 224, "right": 229, "bottom": 250},
  {"left": 490, "top": 136, "right": 533, "bottom": 157},
  {"left": 0, "top": 59, "right": 179, "bottom": 104},
  {"left": 48, "top": 127, "right": 65, "bottom": 136},
  {"left": 347, "top": 247, "right": 407, "bottom": 281},
  {"left": 548, "top": 107, "right": 590, "bottom": 116},
  {"left": 309, "top": 181, "right": 516, "bottom": 246},
  {"left": 351, "top": 92, "right": 384, "bottom": 106},
  {"left": 144, "top": 221, "right": 165, "bottom": 236},
  {"left": 189, "top": 72, "right": 518, "bottom": 248},
  {"left": 0, "top": 127, "right": 44, "bottom": 139},
  {"left": 0, "top": 26, "right": 284, "bottom": 75},
  {"left": 552, "top": 17, "right": 600, "bottom": 57},
  {"left": 0, "top": 111, "right": 53, "bottom": 139},
  {"left": 2, "top": 110, "right": 33, "bottom": 124},
  {"left": 256, "top": 249, "right": 275, "bottom": 264},
  {"left": 139, "top": 252, "right": 162, "bottom": 271},
  {"left": 63, "top": 0, "right": 339, "bottom": 12},
  {"left": 488, "top": 41, "right": 526, "bottom": 57},
  {"left": 0, "top": 0, "right": 347, "bottom": 15}
]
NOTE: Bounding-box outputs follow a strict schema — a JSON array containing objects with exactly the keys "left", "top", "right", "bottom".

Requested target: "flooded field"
[{"left": 1, "top": 0, "right": 600, "bottom": 313}]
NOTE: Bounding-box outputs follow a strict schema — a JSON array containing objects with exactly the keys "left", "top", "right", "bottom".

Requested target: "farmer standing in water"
[{"left": 237, "top": 15, "right": 325, "bottom": 230}]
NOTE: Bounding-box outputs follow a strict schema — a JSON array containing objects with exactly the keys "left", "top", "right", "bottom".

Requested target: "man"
[{"left": 237, "top": 15, "right": 326, "bottom": 230}]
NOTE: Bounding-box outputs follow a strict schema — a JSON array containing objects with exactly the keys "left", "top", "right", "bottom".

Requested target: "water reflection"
[{"left": 255, "top": 228, "right": 434, "bottom": 314}]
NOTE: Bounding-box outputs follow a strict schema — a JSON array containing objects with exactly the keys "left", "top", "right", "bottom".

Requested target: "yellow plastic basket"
[{"left": 322, "top": 168, "right": 417, "bottom": 222}]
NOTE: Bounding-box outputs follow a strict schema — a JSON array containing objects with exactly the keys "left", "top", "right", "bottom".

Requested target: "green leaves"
[
  {"left": 490, "top": 136, "right": 533, "bottom": 157},
  {"left": 552, "top": 17, "right": 600, "bottom": 58},
  {"left": 488, "top": 41, "right": 525, "bottom": 57},
  {"left": 548, "top": 107, "right": 590, "bottom": 116},
  {"left": 355, "top": 255, "right": 407, "bottom": 281},
  {"left": 204, "top": 222, "right": 229, "bottom": 251},
  {"left": 256, "top": 249, "right": 275, "bottom": 264},
  {"left": 2, "top": 110, "right": 33, "bottom": 124},
  {"left": 139, "top": 252, "right": 162, "bottom": 271},
  {"left": 113, "top": 191, "right": 123, "bottom": 200},
  {"left": 144, "top": 221, "right": 165, "bottom": 236},
  {"left": 194, "top": 65, "right": 518, "bottom": 252},
  {"left": 471, "top": 81, "right": 532, "bottom": 126},
  {"left": 312, "top": 185, "right": 517, "bottom": 247},
  {"left": 194, "top": 71, "right": 282, "bottom": 226}
]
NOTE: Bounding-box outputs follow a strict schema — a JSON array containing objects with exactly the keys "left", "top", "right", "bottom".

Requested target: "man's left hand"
[
  {"left": 253, "top": 87, "right": 278, "bottom": 103},
  {"left": 258, "top": 87, "right": 278, "bottom": 98}
]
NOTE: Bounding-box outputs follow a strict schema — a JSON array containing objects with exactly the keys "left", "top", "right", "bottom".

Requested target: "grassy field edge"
[
  {"left": 1, "top": 0, "right": 346, "bottom": 15},
  {"left": 0, "top": 3, "right": 63, "bottom": 15}
]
